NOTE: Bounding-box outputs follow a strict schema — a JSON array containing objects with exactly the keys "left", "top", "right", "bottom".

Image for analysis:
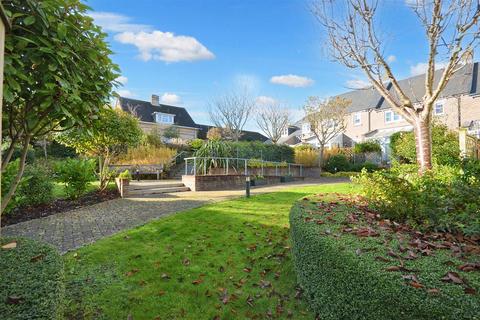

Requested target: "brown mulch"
[{"left": 2, "top": 189, "right": 119, "bottom": 226}]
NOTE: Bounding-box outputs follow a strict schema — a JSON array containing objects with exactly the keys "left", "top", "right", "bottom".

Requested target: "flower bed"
[
  {"left": 0, "top": 237, "right": 65, "bottom": 319},
  {"left": 289, "top": 194, "right": 480, "bottom": 320}
]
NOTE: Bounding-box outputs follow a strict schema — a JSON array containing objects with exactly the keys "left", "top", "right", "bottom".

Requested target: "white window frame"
[
  {"left": 352, "top": 112, "right": 362, "bottom": 126},
  {"left": 154, "top": 112, "right": 175, "bottom": 124},
  {"left": 434, "top": 102, "right": 444, "bottom": 115},
  {"left": 385, "top": 110, "right": 402, "bottom": 124}
]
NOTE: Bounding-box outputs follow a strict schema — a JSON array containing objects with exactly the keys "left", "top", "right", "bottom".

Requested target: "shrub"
[
  {"left": 324, "top": 154, "right": 350, "bottom": 173},
  {"left": 118, "top": 169, "right": 132, "bottom": 180},
  {"left": 294, "top": 147, "right": 318, "bottom": 167},
  {"left": 353, "top": 164, "right": 480, "bottom": 236},
  {"left": 353, "top": 140, "right": 381, "bottom": 153},
  {"left": 206, "top": 127, "right": 223, "bottom": 140},
  {"left": 17, "top": 162, "right": 55, "bottom": 207},
  {"left": 290, "top": 196, "right": 480, "bottom": 320},
  {"left": 189, "top": 138, "right": 205, "bottom": 151},
  {"left": 349, "top": 161, "right": 379, "bottom": 172},
  {"left": 0, "top": 237, "right": 65, "bottom": 320},
  {"left": 1, "top": 160, "right": 28, "bottom": 212},
  {"left": 141, "top": 128, "right": 164, "bottom": 148},
  {"left": 390, "top": 123, "right": 460, "bottom": 166},
  {"left": 54, "top": 159, "right": 96, "bottom": 199},
  {"left": 228, "top": 141, "right": 294, "bottom": 163},
  {"left": 115, "top": 145, "right": 177, "bottom": 166},
  {"left": 320, "top": 171, "right": 359, "bottom": 177}
]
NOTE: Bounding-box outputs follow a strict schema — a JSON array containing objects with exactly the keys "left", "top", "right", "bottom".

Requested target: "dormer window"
[
  {"left": 282, "top": 127, "right": 289, "bottom": 136},
  {"left": 154, "top": 112, "right": 175, "bottom": 124}
]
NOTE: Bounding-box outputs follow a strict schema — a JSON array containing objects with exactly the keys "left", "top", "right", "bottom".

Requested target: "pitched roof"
[
  {"left": 117, "top": 97, "right": 197, "bottom": 128},
  {"left": 330, "top": 62, "right": 480, "bottom": 113},
  {"left": 196, "top": 124, "right": 268, "bottom": 142},
  {"left": 385, "top": 63, "right": 478, "bottom": 106}
]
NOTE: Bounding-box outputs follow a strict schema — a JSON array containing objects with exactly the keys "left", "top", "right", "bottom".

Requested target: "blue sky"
[{"left": 86, "top": 0, "right": 469, "bottom": 129}]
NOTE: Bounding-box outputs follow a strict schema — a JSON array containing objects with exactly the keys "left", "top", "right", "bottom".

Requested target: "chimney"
[{"left": 151, "top": 94, "right": 160, "bottom": 106}]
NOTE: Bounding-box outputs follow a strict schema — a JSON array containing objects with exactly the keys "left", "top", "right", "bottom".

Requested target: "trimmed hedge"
[
  {"left": 0, "top": 237, "right": 65, "bottom": 319},
  {"left": 289, "top": 195, "right": 480, "bottom": 320}
]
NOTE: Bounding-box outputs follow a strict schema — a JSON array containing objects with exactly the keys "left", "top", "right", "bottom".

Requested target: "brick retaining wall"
[{"left": 182, "top": 175, "right": 304, "bottom": 191}]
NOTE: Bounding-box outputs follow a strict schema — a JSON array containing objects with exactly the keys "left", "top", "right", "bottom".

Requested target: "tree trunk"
[
  {"left": 318, "top": 145, "right": 325, "bottom": 174},
  {"left": 413, "top": 118, "right": 433, "bottom": 174},
  {"left": 1, "top": 136, "right": 31, "bottom": 215}
]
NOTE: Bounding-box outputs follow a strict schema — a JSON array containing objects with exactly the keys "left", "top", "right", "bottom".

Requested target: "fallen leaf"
[
  {"left": 125, "top": 268, "right": 139, "bottom": 277},
  {"left": 464, "top": 287, "right": 476, "bottom": 295},
  {"left": 6, "top": 296, "right": 23, "bottom": 305},
  {"left": 161, "top": 273, "right": 171, "bottom": 280},
  {"left": 2, "top": 241, "right": 17, "bottom": 250},
  {"left": 30, "top": 254, "right": 45, "bottom": 263},
  {"left": 441, "top": 271, "right": 464, "bottom": 284},
  {"left": 408, "top": 281, "right": 424, "bottom": 289},
  {"left": 243, "top": 267, "right": 252, "bottom": 273},
  {"left": 192, "top": 279, "right": 203, "bottom": 285},
  {"left": 246, "top": 295, "right": 255, "bottom": 307},
  {"left": 427, "top": 288, "right": 440, "bottom": 294},
  {"left": 158, "top": 290, "right": 166, "bottom": 296},
  {"left": 183, "top": 258, "right": 190, "bottom": 266}
]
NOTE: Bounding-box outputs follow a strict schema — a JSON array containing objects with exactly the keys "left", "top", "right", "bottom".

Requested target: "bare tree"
[
  {"left": 312, "top": 0, "right": 480, "bottom": 174},
  {"left": 304, "top": 96, "right": 351, "bottom": 170},
  {"left": 209, "top": 91, "right": 255, "bottom": 141},
  {"left": 256, "top": 102, "right": 291, "bottom": 144}
]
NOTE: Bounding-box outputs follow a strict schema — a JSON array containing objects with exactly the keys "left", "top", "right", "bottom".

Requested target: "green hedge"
[
  {"left": 228, "top": 141, "right": 294, "bottom": 163},
  {"left": 0, "top": 237, "right": 65, "bottom": 320},
  {"left": 289, "top": 196, "right": 480, "bottom": 320}
]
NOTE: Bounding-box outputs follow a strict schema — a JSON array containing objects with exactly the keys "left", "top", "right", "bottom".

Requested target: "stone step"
[
  {"left": 126, "top": 186, "right": 190, "bottom": 196},
  {"left": 128, "top": 182, "right": 185, "bottom": 191}
]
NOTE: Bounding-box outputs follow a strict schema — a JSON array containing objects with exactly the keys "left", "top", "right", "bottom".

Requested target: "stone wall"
[{"left": 182, "top": 174, "right": 303, "bottom": 191}]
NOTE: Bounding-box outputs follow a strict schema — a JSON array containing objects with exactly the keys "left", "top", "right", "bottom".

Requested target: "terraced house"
[{"left": 280, "top": 62, "right": 480, "bottom": 159}]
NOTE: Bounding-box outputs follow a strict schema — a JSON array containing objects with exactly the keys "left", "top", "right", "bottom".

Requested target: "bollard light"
[{"left": 245, "top": 176, "right": 251, "bottom": 198}]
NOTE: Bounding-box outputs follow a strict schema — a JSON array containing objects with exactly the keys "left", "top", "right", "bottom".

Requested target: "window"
[
  {"left": 282, "top": 127, "right": 289, "bottom": 136},
  {"left": 353, "top": 112, "right": 361, "bottom": 126},
  {"left": 434, "top": 103, "right": 444, "bottom": 115},
  {"left": 385, "top": 110, "right": 402, "bottom": 123},
  {"left": 302, "top": 123, "right": 311, "bottom": 134},
  {"left": 155, "top": 112, "right": 175, "bottom": 124}
]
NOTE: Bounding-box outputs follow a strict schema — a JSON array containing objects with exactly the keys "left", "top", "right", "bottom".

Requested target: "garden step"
[
  {"left": 126, "top": 186, "right": 190, "bottom": 197},
  {"left": 128, "top": 182, "right": 185, "bottom": 190}
]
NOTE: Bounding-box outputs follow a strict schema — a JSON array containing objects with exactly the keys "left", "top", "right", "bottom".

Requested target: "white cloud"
[
  {"left": 161, "top": 93, "right": 181, "bottom": 105},
  {"left": 88, "top": 12, "right": 151, "bottom": 33},
  {"left": 410, "top": 61, "right": 448, "bottom": 76},
  {"left": 345, "top": 78, "right": 370, "bottom": 89},
  {"left": 116, "top": 76, "right": 128, "bottom": 85},
  {"left": 116, "top": 89, "right": 135, "bottom": 98},
  {"left": 255, "top": 96, "right": 277, "bottom": 106},
  {"left": 270, "top": 74, "right": 314, "bottom": 88},
  {"left": 115, "top": 31, "right": 215, "bottom": 63},
  {"left": 387, "top": 55, "right": 396, "bottom": 63}
]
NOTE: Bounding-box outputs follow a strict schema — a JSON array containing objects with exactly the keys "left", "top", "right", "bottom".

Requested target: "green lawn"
[{"left": 63, "top": 183, "right": 358, "bottom": 320}]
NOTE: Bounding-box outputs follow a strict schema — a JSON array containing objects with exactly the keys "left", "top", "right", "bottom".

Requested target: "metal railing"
[{"left": 184, "top": 157, "right": 303, "bottom": 177}]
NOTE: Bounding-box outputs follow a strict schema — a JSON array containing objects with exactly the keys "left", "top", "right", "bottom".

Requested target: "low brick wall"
[{"left": 182, "top": 175, "right": 304, "bottom": 191}]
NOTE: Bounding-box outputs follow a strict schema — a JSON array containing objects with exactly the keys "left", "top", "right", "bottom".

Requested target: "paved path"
[{"left": 3, "top": 178, "right": 348, "bottom": 253}]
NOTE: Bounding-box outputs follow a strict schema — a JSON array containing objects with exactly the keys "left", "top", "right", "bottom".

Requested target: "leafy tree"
[
  {"left": 56, "top": 109, "right": 142, "bottom": 190},
  {"left": 390, "top": 123, "right": 460, "bottom": 166},
  {"left": 1, "top": 0, "right": 118, "bottom": 214}
]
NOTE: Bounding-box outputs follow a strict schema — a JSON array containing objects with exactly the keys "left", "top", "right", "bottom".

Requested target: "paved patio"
[{"left": 2, "top": 178, "right": 348, "bottom": 253}]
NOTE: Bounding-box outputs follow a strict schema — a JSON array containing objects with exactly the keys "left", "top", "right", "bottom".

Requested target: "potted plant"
[{"left": 116, "top": 169, "right": 132, "bottom": 186}]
